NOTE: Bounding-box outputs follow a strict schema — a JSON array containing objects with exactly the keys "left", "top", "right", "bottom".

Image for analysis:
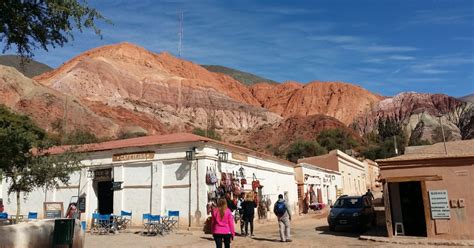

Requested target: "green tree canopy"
[
  {"left": 317, "top": 128, "right": 359, "bottom": 152},
  {"left": 192, "top": 127, "right": 222, "bottom": 141},
  {"left": 0, "top": 105, "right": 81, "bottom": 220},
  {"left": 1, "top": 0, "right": 109, "bottom": 58},
  {"left": 286, "top": 140, "right": 327, "bottom": 163}
]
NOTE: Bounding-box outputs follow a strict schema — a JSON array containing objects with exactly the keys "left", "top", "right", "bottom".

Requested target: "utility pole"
[
  {"left": 393, "top": 135, "right": 398, "bottom": 155},
  {"left": 438, "top": 116, "right": 448, "bottom": 154},
  {"left": 178, "top": 11, "right": 183, "bottom": 57},
  {"left": 62, "top": 95, "right": 69, "bottom": 145}
]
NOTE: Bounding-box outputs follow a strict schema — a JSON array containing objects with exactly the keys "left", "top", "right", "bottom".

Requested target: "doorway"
[
  {"left": 389, "top": 181, "right": 427, "bottom": 237},
  {"left": 97, "top": 181, "right": 114, "bottom": 214}
]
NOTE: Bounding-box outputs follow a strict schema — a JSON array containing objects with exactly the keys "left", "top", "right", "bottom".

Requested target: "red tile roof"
[{"left": 47, "top": 132, "right": 295, "bottom": 167}]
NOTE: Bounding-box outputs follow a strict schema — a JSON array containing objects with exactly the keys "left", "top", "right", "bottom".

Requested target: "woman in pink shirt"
[{"left": 212, "top": 198, "right": 235, "bottom": 248}]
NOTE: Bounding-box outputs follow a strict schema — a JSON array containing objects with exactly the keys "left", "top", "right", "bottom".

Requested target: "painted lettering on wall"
[
  {"left": 231, "top": 153, "right": 248, "bottom": 162},
  {"left": 112, "top": 152, "right": 155, "bottom": 162}
]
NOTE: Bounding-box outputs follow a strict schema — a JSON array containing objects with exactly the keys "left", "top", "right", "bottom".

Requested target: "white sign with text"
[{"left": 429, "top": 190, "right": 451, "bottom": 219}]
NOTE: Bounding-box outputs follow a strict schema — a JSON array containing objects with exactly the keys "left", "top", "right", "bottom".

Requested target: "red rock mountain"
[
  {"left": 1, "top": 42, "right": 470, "bottom": 153},
  {"left": 35, "top": 42, "right": 281, "bottom": 135},
  {"left": 250, "top": 81, "right": 383, "bottom": 125},
  {"left": 0, "top": 65, "right": 168, "bottom": 137},
  {"left": 244, "top": 115, "right": 359, "bottom": 153}
]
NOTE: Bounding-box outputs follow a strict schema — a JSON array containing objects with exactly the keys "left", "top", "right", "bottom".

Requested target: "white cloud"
[{"left": 388, "top": 55, "right": 416, "bottom": 60}]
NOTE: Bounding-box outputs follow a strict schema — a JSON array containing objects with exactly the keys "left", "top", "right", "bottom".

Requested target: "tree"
[
  {"left": 431, "top": 126, "right": 453, "bottom": 143},
  {"left": 0, "top": 106, "right": 81, "bottom": 221},
  {"left": 192, "top": 128, "right": 222, "bottom": 141},
  {"left": 286, "top": 140, "right": 327, "bottom": 163},
  {"left": 1, "top": 0, "right": 109, "bottom": 59},
  {"left": 317, "top": 128, "right": 359, "bottom": 152}
]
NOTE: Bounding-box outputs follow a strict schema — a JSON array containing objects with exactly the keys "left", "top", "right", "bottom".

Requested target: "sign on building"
[
  {"left": 112, "top": 152, "right": 154, "bottom": 162},
  {"left": 429, "top": 190, "right": 451, "bottom": 219},
  {"left": 43, "top": 202, "right": 63, "bottom": 219},
  {"left": 94, "top": 168, "right": 112, "bottom": 181}
]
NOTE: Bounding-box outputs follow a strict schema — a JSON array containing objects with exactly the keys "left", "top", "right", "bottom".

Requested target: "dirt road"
[{"left": 84, "top": 216, "right": 434, "bottom": 248}]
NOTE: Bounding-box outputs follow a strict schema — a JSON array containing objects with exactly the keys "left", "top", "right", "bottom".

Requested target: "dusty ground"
[{"left": 84, "top": 214, "right": 440, "bottom": 248}]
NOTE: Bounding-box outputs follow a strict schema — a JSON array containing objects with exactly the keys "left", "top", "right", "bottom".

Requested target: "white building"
[
  {"left": 1, "top": 133, "right": 297, "bottom": 227},
  {"left": 298, "top": 150, "right": 366, "bottom": 196},
  {"left": 294, "top": 162, "right": 341, "bottom": 212},
  {"left": 363, "top": 159, "right": 381, "bottom": 191}
]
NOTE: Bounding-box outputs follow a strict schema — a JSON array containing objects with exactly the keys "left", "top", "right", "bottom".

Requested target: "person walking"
[
  {"left": 241, "top": 192, "right": 257, "bottom": 237},
  {"left": 212, "top": 198, "right": 235, "bottom": 248},
  {"left": 365, "top": 189, "right": 374, "bottom": 204},
  {"left": 274, "top": 194, "right": 291, "bottom": 242},
  {"left": 236, "top": 192, "right": 245, "bottom": 235}
]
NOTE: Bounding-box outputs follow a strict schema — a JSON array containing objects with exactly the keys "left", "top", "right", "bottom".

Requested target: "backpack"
[{"left": 275, "top": 201, "right": 287, "bottom": 216}]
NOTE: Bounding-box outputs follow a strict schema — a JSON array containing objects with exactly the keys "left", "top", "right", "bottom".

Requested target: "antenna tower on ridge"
[{"left": 178, "top": 11, "right": 183, "bottom": 57}]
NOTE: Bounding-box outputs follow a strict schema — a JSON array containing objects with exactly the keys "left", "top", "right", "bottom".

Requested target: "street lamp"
[
  {"left": 186, "top": 147, "right": 197, "bottom": 161},
  {"left": 217, "top": 150, "right": 228, "bottom": 162}
]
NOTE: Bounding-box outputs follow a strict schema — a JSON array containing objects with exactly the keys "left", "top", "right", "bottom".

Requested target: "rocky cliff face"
[
  {"left": 1, "top": 42, "right": 470, "bottom": 152},
  {"left": 242, "top": 114, "right": 358, "bottom": 154},
  {"left": 249, "top": 81, "right": 383, "bottom": 125},
  {"left": 352, "top": 92, "right": 474, "bottom": 141},
  {"left": 0, "top": 65, "right": 119, "bottom": 136},
  {"left": 34, "top": 42, "right": 281, "bottom": 136}
]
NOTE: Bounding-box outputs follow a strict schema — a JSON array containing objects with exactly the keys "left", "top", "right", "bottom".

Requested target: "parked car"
[{"left": 327, "top": 195, "right": 375, "bottom": 232}]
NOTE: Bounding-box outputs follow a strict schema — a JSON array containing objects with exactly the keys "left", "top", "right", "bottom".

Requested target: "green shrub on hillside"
[{"left": 286, "top": 140, "right": 327, "bottom": 163}]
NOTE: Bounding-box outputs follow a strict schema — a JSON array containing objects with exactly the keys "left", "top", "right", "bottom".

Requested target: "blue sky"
[{"left": 4, "top": 0, "right": 473, "bottom": 96}]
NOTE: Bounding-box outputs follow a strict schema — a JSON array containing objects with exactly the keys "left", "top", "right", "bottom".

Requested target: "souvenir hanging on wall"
[
  {"left": 252, "top": 173, "right": 260, "bottom": 191},
  {"left": 209, "top": 167, "right": 218, "bottom": 184},
  {"left": 206, "top": 167, "right": 212, "bottom": 185}
]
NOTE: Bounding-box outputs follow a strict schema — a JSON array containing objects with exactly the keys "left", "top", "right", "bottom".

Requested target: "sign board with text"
[
  {"left": 112, "top": 152, "right": 154, "bottom": 162},
  {"left": 43, "top": 202, "right": 63, "bottom": 219},
  {"left": 429, "top": 190, "right": 451, "bottom": 219}
]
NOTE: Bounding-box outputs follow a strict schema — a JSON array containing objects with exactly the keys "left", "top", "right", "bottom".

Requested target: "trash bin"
[{"left": 52, "top": 219, "right": 75, "bottom": 248}]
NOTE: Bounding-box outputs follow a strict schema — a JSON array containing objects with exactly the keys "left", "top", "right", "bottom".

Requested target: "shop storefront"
[
  {"left": 1, "top": 133, "right": 297, "bottom": 227},
  {"left": 377, "top": 140, "right": 474, "bottom": 240},
  {"left": 294, "top": 163, "right": 342, "bottom": 214}
]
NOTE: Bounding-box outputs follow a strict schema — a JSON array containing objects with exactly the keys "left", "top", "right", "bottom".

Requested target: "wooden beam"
[
  {"left": 383, "top": 182, "right": 393, "bottom": 238},
  {"left": 383, "top": 175, "right": 442, "bottom": 183},
  {"left": 421, "top": 181, "right": 433, "bottom": 238}
]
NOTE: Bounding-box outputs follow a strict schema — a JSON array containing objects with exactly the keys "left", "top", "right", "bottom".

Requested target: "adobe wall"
[{"left": 382, "top": 162, "right": 473, "bottom": 240}]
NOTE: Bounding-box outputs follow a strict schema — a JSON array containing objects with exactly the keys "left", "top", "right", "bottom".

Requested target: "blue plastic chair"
[
  {"left": 0, "top": 212, "right": 8, "bottom": 225},
  {"left": 117, "top": 210, "right": 132, "bottom": 230},
  {"left": 27, "top": 212, "right": 38, "bottom": 221},
  {"left": 168, "top": 211, "right": 180, "bottom": 230},
  {"left": 0, "top": 212, "right": 8, "bottom": 219},
  {"left": 96, "top": 214, "right": 112, "bottom": 235},
  {"left": 90, "top": 213, "right": 100, "bottom": 234}
]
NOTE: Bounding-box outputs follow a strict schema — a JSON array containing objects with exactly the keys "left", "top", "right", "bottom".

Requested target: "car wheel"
[{"left": 329, "top": 225, "right": 336, "bottom": 231}]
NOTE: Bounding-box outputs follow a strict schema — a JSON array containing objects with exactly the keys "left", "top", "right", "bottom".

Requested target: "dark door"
[
  {"left": 399, "top": 181, "right": 427, "bottom": 237},
  {"left": 98, "top": 181, "right": 114, "bottom": 214}
]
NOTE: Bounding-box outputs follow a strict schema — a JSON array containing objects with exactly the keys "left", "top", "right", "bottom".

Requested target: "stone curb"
[{"left": 359, "top": 235, "right": 474, "bottom": 246}]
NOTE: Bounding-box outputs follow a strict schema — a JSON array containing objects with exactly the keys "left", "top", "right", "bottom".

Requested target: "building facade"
[
  {"left": 298, "top": 150, "right": 366, "bottom": 196},
  {"left": 363, "top": 159, "right": 381, "bottom": 191},
  {"left": 377, "top": 140, "right": 474, "bottom": 240},
  {"left": 1, "top": 133, "right": 298, "bottom": 227},
  {"left": 294, "top": 163, "right": 342, "bottom": 213}
]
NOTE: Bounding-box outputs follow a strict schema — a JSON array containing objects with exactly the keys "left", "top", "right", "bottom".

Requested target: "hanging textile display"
[{"left": 251, "top": 173, "right": 260, "bottom": 191}]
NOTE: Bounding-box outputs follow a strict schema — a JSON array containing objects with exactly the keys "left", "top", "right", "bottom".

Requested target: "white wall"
[
  {"left": 1, "top": 141, "right": 298, "bottom": 227},
  {"left": 298, "top": 164, "right": 342, "bottom": 205},
  {"left": 337, "top": 153, "right": 366, "bottom": 196}
]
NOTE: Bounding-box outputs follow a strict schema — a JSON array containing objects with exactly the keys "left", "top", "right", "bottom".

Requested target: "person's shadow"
[{"left": 251, "top": 237, "right": 281, "bottom": 242}]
